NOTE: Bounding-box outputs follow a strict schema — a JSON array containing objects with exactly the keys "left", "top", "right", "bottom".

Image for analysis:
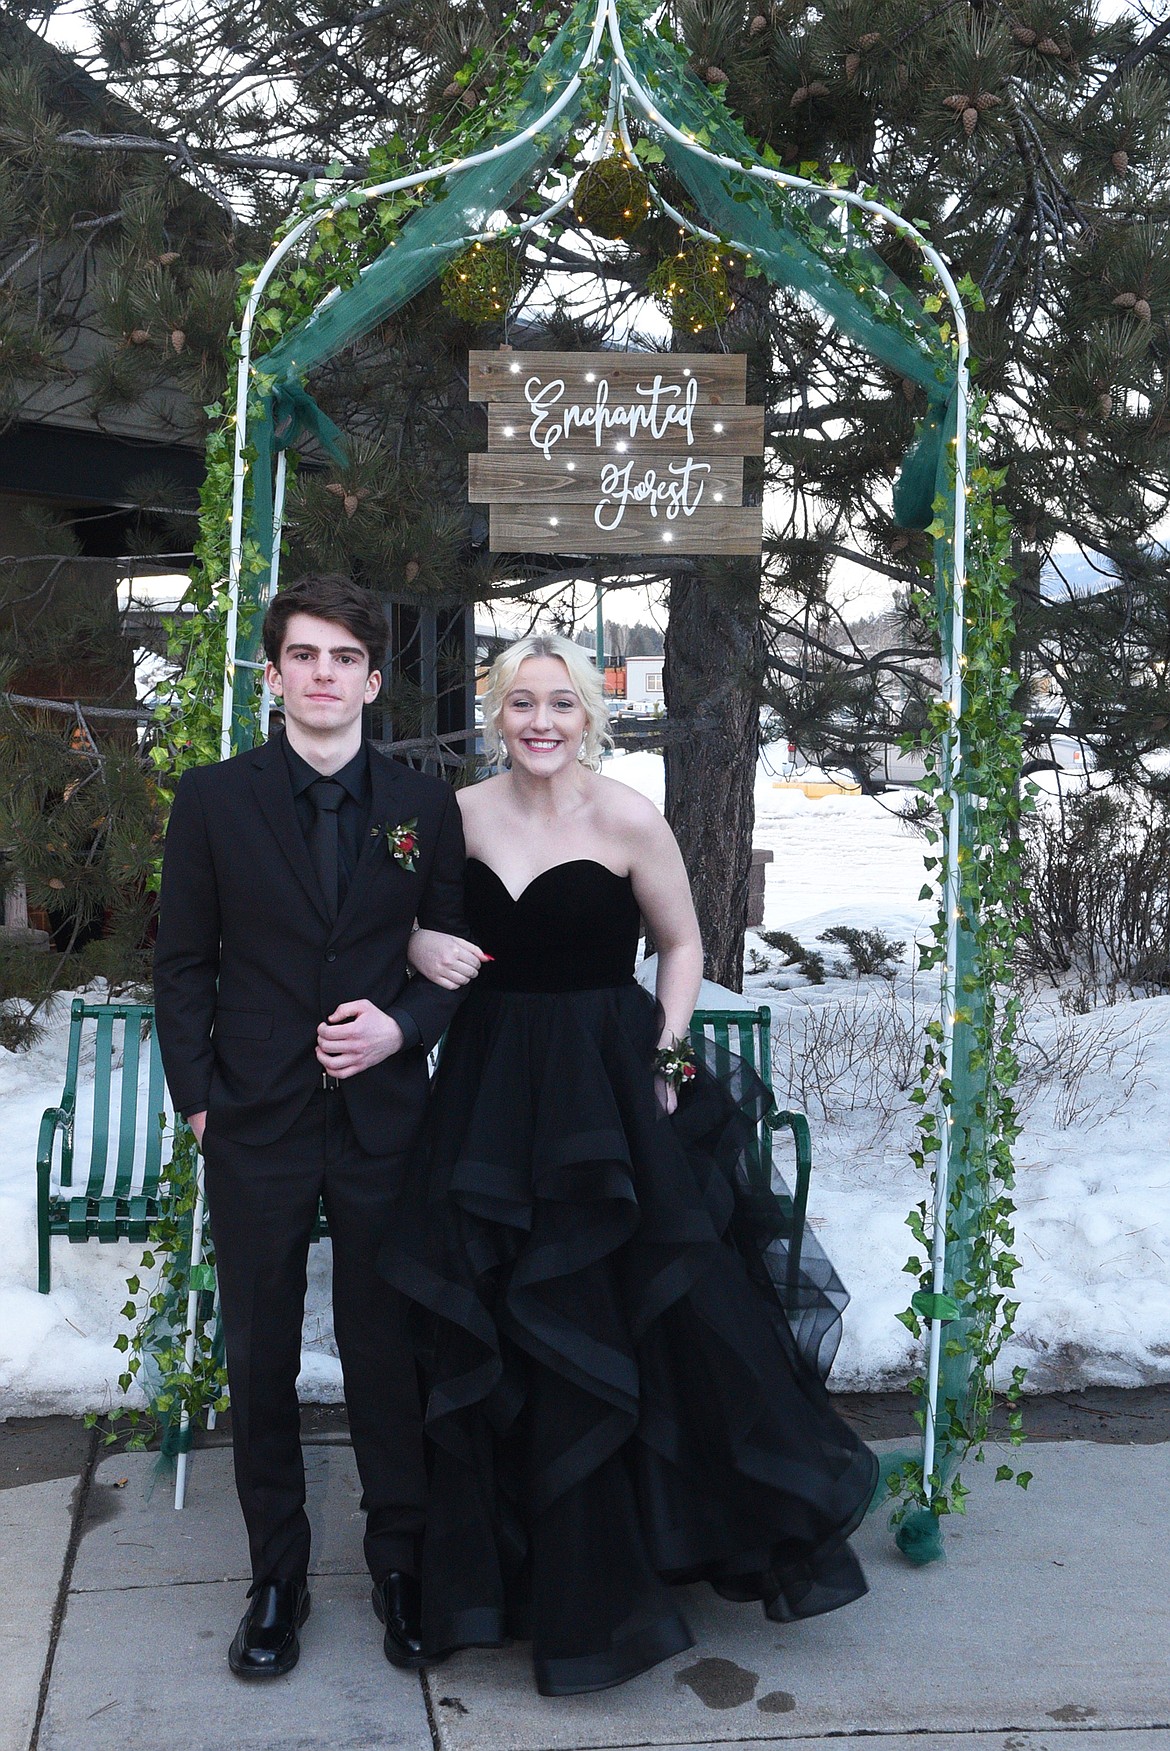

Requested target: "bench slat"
[
  {"left": 67, "top": 1196, "right": 90, "bottom": 1243},
  {"left": 96, "top": 1195, "right": 118, "bottom": 1242},
  {"left": 88, "top": 1009, "right": 116, "bottom": 1198},
  {"left": 113, "top": 1013, "right": 142, "bottom": 1197},
  {"left": 143, "top": 1023, "right": 166, "bottom": 1186}
]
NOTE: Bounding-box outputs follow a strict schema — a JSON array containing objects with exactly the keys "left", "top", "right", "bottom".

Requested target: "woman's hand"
[
  {"left": 653, "top": 1074, "right": 679, "bottom": 1117},
  {"left": 408, "top": 927, "right": 490, "bottom": 989}
]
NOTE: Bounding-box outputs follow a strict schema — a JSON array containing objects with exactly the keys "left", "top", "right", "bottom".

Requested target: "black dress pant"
[{"left": 203, "top": 1085, "right": 426, "bottom": 1588}]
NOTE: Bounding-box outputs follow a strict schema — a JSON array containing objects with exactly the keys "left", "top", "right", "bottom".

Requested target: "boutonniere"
[{"left": 373, "top": 817, "right": 420, "bottom": 872}]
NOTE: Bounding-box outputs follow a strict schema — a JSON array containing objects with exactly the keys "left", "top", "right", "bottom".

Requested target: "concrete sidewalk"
[{"left": 2, "top": 1413, "right": 1168, "bottom": 1751}]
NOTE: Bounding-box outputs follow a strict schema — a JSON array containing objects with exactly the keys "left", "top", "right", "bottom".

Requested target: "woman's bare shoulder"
[
  {"left": 593, "top": 772, "right": 670, "bottom": 840},
  {"left": 456, "top": 772, "right": 508, "bottom": 818}
]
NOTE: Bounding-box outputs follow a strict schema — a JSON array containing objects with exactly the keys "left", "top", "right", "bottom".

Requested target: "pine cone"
[
  {"left": 1011, "top": 24, "right": 1038, "bottom": 45},
  {"left": 158, "top": 251, "right": 179, "bottom": 266},
  {"left": 974, "top": 91, "right": 1002, "bottom": 110},
  {"left": 845, "top": 52, "right": 861, "bottom": 79},
  {"left": 1111, "top": 149, "right": 1129, "bottom": 173},
  {"left": 962, "top": 106, "right": 979, "bottom": 135},
  {"left": 943, "top": 94, "right": 969, "bottom": 110},
  {"left": 749, "top": 14, "right": 768, "bottom": 33},
  {"left": 808, "top": 80, "right": 829, "bottom": 96},
  {"left": 129, "top": 328, "right": 151, "bottom": 344},
  {"left": 902, "top": 378, "right": 917, "bottom": 401},
  {"left": 790, "top": 84, "right": 809, "bottom": 105},
  {"left": 1134, "top": 297, "right": 1152, "bottom": 322},
  {"left": 443, "top": 80, "right": 460, "bottom": 98},
  {"left": 704, "top": 64, "right": 729, "bottom": 84},
  {"left": 170, "top": 329, "right": 186, "bottom": 353},
  {"left": 858, "top": 31, "right": 881, "bottom": 49},
  {"left": 1097, "top": 391, "right": 1113, "bottom": 418},
  {"left": 1113, "top": 292, "right": 1138, "bottom": 307},
  {"left": 461, "top": 87, "right": 477, "bottom": 108},
  {"left": 1036, "top": 36, "right": 1060, "bottom": 54},
  {"left": 404, "top": 559, "right": 420, "bottom": 584}
]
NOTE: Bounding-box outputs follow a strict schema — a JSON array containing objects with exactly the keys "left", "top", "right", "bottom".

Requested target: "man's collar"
[{"left": 281, "top": 732, "right": 369, "bottom": 803}]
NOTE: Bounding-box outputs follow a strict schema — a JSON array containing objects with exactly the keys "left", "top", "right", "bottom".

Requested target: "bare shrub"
[
  {"left": 771, "top": 979, "right": 928, "bottom": 1127},
  {"left": 774, "top": 982, "right": 1155, "bottom": 1138},
  {"left": 1014, "top": 1007, "right": 1155, "bottom": 1131},
  {"left": 1018, "top": 790, "right": 1170, "bottom": 998}
]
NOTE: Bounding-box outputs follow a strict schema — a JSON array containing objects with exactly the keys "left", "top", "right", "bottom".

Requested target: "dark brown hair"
[{"left": 262, "top": 574, "right": 388, "bottom": 673}]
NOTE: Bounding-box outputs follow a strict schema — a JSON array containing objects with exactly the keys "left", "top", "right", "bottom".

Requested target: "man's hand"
[
  {"left": 316, "top": 999, "right": 404, "bottom": 1079},
  {"left": 407, "top": 928, "right": 489, "bottom": 990},
  {"left": 188, "top": 1110, "right": 207, "bottom": 1146}
]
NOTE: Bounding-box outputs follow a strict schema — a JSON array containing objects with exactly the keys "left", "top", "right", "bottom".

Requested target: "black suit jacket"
[{"left": 153, "top": 738, "right": 467, "bottom": 1152}]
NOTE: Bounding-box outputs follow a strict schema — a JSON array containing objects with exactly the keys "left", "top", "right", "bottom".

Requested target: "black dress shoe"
[
  {"left": 372, "top": 1571, "right": 434, "bottom": 1668},
  {"left": 228, "top": 1579, "right": 310, "bottom": 1678}
]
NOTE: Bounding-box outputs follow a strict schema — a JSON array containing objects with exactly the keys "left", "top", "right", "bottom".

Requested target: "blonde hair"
[{"left": 481, "top": 633, "right": 613, "bottom": 771}]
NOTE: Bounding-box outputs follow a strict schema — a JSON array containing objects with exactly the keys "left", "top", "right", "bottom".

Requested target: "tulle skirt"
[{"left": 379, "top": 979, "right": 878, "bottom": 1695}]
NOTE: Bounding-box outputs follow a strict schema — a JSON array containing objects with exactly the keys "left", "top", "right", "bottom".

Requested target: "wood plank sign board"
[{"left": 467, "top": 348, "right": 763, "bottom": 556}]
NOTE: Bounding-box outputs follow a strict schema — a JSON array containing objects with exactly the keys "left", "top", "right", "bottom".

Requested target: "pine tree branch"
[
  {"left": 2, "top": 692, "right": 155, "bottom": 721},
  {"left": 54, "top": 129, "right": 364, "bottom": 182},
  {"left": 181, "top": 0, "right": 421, "bottom": 125},
  {"left": 1077, "top": 14, "right": 1170, "bottom": 127}
]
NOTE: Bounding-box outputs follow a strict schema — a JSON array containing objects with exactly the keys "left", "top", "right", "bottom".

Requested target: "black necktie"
[{"left": 307, "top": 779, "right": 346, "bottom": 921}]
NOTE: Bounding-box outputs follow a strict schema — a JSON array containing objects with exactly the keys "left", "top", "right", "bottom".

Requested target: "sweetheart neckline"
[{"left": 466, "top": 856, "right": 631, "bottom": 906}]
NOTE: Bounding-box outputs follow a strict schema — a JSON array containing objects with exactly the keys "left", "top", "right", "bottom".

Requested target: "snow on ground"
[{"left": 1, "top": 751, "right": 1167, "bottom": 1416}]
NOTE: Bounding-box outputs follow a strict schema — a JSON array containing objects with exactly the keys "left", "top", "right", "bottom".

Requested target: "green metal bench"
[
  {"left": 37, "top": 1000, "right": 169, "bottom": 1295},
  {"left": 689, "top": 1005, "right": 812, "bottom": 1288},
  {"left": 37, "top": 1000, "right": 808, "bottom": 1296}
]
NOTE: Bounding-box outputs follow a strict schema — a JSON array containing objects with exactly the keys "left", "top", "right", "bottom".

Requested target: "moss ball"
[
  {"left": 647, "top": 238, "right": 737, "bottom": 334},
  {"left": 573, "top": 153, "right": 653, "bottom": 240},
  {"left": 440, "top": 241, "right": 524, "bottom": 323}
]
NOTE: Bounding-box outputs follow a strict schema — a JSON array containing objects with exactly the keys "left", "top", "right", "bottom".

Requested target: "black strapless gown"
[{"left": 380, "top": 858, "right": 878, "bottom": 1696}]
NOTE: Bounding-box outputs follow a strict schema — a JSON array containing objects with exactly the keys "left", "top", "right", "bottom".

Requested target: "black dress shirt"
[{"left": 282, "top": 733, "right": 421, "bottom": 1051}]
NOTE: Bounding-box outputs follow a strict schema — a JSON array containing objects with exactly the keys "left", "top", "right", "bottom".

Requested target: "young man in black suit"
[{"left": 154, "top": 574, "right": 466, "bottom": 1678}]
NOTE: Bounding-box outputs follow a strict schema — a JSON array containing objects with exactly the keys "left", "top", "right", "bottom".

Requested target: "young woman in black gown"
[{"left": 388, "top": 633, "right": 877, "bottom": 1696}]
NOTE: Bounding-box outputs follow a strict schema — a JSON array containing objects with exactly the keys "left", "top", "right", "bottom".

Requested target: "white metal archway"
[{"left": 207, "top": 0, "right": 971, "bottom": 1512}]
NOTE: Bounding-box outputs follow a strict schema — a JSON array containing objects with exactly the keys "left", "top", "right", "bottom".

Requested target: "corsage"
[{"left": 653, "top": 1039, "right": 697, "bottom": 1091}]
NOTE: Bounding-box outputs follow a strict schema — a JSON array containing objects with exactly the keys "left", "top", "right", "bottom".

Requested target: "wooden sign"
[{"left": 467, "top": 348, "right": 763, "bottom": 556}]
